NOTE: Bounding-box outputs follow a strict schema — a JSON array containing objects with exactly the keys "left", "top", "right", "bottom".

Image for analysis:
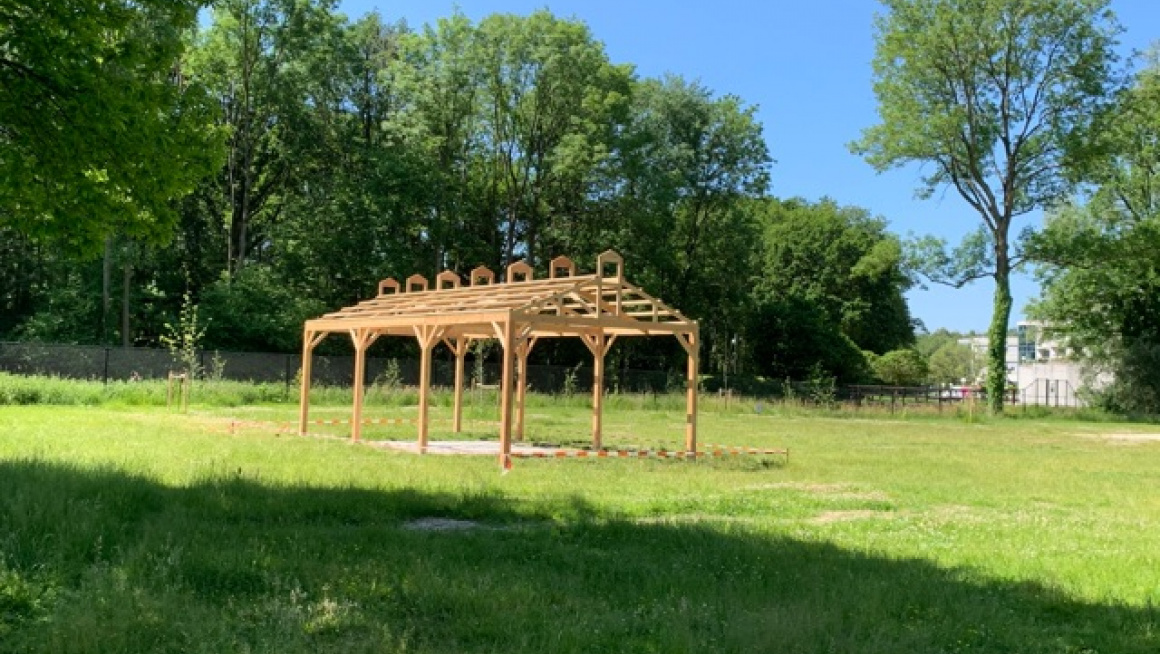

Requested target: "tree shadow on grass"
[{"left": 0, "top": 459, "right": 1156, "bottom": 654}]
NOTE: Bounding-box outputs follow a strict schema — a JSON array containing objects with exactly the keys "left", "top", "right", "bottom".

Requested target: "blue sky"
[{"left": 339, "top": 0, "right": 1158, "bottom": 333}]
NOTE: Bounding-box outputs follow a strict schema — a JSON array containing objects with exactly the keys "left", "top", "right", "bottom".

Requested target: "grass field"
[{"left": 1, "top": 398, "right": 1158, "bottom": 653}]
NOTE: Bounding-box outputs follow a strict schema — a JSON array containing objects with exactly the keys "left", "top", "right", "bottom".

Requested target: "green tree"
[
  {"left": 747, "top": 296, "right": 871, "bottom": 384},
  {"left": 916, "top": 327, "right": 969, "bottom": 357},
  {"left": 611, "top": 77, "right": 771, "bottom": 370},
  {"left": 852, "top": 0, "right": 1122, "bottom": 413},
  {"left": 1030, "top": 51, "right": 1160, "bottom": 412},
  {"left": 0, "top": 0, "right": 223, "bottom": 254},
  {"left": 927, "top": 340, "right": 979, "bottom": 384},
  {"left": 201, "top": 266, "right": 326, "bottom": 352},
  {"left": 387, "top": 13, "right": 487, "bottom": 272},
  {"left": 269, "top": 10, "right": 428, "bottom": 309},
  {"left": 745, "top": 197, "right": 913, "bottom": 383},
  {"left": 189, "top": 0, "right": 347, "bottom": 276},
  {"left": 473, "top": 11, "right": 633, "bottom": 269},
  {"left": 871, "top": 349, "right": 930, "bottom": 386}
]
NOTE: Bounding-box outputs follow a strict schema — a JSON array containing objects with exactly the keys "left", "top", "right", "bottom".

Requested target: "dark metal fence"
[
  {"left": 0, "top": 342, "right": 1090, "bottom": 407},
  {"left": 844, "top": 384, "right": 1034, "bottom": 412},
  {"left": 0, "top": 341, "right": 673, "bottom": 394},
  {"left": 1018, "top": 379, "right": 1082, "bottom": 408},
  {"left": 845, "top": 383, "right": 1082, "bottom": 411}
]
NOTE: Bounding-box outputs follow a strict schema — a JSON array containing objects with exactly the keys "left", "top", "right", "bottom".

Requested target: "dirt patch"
[
  {"left": 1092, "top": 433, "right": 1160, "bottom": 443},
  {"left": 747, "top": 482, "right": 891, "bottom": 502},
  {"left": 403, "top": 518, "right": 481, "bottom": 531},
  {"left": 809, "top": 510, "right": 891, "bottom": 525}
]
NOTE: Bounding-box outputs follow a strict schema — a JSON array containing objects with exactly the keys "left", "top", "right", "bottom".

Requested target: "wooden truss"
[{"left": 298, "top": 250, "right": 699, "bottom": 468}]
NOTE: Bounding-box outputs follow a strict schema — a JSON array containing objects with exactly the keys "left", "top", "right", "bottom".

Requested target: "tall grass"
[{"left": 0, "top": 373, "right": 1129, "bottom": 427}]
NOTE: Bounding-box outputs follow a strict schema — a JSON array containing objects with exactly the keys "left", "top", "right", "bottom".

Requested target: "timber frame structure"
[{"left": 298, "top": 251, "right": 699, "bottom": 469}]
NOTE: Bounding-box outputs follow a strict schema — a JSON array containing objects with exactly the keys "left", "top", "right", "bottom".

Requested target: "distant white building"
[
  {"left": 957, "top": 334, "right": 1018, "bottom": 368},
  {"left": 958, "top": 321, "right": 1109, "bottom": 406}
]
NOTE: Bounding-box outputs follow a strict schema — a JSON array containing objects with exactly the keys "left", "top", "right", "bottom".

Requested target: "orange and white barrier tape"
[
  {"left": 699, "top": 443, "right": 790, "bottom": 459},
  {"left": 230, "top": 417, "right": 498, "bottom": 435},
  {"left": 280, "top": 417, "right": 496, "bottom": 428},
  {"left": 294, "top": 417, "right": 418, "bottom": 427},
  {"left": 510, "top": 445, "right": 788, "bottom": 460}
]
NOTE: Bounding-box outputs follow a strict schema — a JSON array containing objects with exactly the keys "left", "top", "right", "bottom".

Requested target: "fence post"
[
  {"left": 285, "top": 354, "right": 294, "bottom": 397},
  {"left": 103, "top": 347, "right": 111, "bottom": 385}
]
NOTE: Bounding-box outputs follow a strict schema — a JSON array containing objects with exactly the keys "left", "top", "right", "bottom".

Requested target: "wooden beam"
[
  {"left": 581, "top": 333, "right": 615, "bottom": 357},
  {"left": 680, "top": 329, "right": 699, "bottom": 454},
  {"left": 350, "top": 328, "right": 373, "bottom": 442},
  {"left": 298, "top": 329, "right": 326, "bottom": 436},
  {"left": 412, "top": 325, "right": 446, "bottom": 452},
  {"left": 450, "top": 337, "right": 468, "bottom": 433},
  {"left": 498, "top": 317, "right": 515, "bottom": 470},
  {"left": 436, "top": 270, "right": 461, "bottom": 290},
  {"left": 377, "top": 278, "right": 400, "bottom": 296},
  {"left": 514, "top": 335, "right": 537, "bottom": 441},
  {"left": 513, "top": 313, "right": 694, "bottom": 334},
  {"left": 590, "top": 332, "right": 607, "bottom": 450},
  {"left": 417, "top": 328, "right": 434, "bottom": 452},
  {"left": 405, "top": 274, "right": 429, "bottom": 293}
]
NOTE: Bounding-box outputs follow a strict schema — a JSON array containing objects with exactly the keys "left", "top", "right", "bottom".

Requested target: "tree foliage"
[
  {"left": 870, "top": 349, "right": 930, "bottom": 386},
  {"left": 3, "top": 1, "right": 921, "bottom": 387},
  {"left": 1030, "top": 52, "right": 1160, "bottom": 412},
  {"left": 927, "top": 340, "right": 979, "bottom": 385},
  {"left": 0, "top": 0, "right": 223, "bottom": 254},
  {"left": 853, "top": 0, "right": 1122, "bottom": 412},
  {"left": 745, "top": 198, "right": 915, "bottom": 382}
]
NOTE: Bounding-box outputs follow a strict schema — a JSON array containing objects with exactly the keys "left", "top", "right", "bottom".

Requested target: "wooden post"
[
  {"left": 416, "top": 327, "right": 436, "bottom": 453},
  {"left": 350, "top": 328, "right": 371, "bottom": 442},
  {"left": 677, "top": 329, "right": 699, "bottom": 454},
  {"left": 593, "top": 336, "right": 605, "bottom": 449},
  {"left": 587, "top": 333, "right": 607, "bottom": 450},
  {"left": 515, "top": 336, "right": 537, "bottom": 441},
  {"left": 451, "top": 337, "right": 468, "bottom": 433},
  {"left": 498, "top": 318, "right": 515, "bottom": 469},
  {"left": 298, "top": 330, "right": 325, "bottom": 436}
]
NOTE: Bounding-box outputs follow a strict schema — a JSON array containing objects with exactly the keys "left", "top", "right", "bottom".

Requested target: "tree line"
[
  {"left": 2, "top": 0, "right": 1157, "bottom": 412},
  {"left": 0, "top": 0, "right": 916, "bottom": 384}
]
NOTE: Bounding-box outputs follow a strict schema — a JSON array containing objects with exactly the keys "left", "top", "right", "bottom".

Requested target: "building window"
[{"left": 1017, "top": 325, "right": 1037, "bottom": 362}]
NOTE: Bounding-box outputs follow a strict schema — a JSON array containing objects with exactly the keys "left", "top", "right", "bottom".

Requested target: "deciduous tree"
[
  {"left": 0, "top": 0, "right": 222, "bottom": 254},
  {"left": 1030, "top": 51, "right": 1160, "bottom": 412},
  {"left": 852, "top": 0, "right": 1122, "bottom": 412}
]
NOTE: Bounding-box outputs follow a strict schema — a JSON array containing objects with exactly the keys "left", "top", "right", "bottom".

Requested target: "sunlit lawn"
[{"left": 1, "top": 399, "right": 1158, "bottom": 653}]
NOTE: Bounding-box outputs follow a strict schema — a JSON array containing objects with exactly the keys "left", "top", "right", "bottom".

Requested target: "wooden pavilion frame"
[{"left": 298, "top": 251, "right": 699, "bottom": 468}]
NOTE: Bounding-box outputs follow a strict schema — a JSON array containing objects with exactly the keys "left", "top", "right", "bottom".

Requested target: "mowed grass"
[{"left": 1, "top": 400, "right": 1158, "bottom": 653}]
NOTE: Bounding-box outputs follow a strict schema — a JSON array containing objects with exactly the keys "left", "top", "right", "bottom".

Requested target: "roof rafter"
[{"left": 305, "top": 251, "right": 694, "bottom": 338}]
